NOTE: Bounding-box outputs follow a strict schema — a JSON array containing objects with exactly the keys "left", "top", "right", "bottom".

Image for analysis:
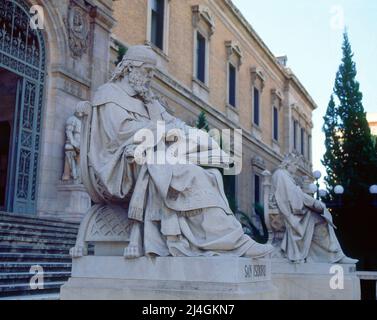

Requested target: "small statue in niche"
[
  {"left": 62, "top": 107, "right": 83, "bottom": 183},
  {"left": 73, "top": 10, "right": 84, "bottom": 35}
]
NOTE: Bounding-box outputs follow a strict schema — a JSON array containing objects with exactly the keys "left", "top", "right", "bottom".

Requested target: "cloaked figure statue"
[
  {"left": 71, "top": 45, "right": 274, "bottom": 259},
  {"left": 270, "top": 154, "right": 358, "bottom": 264}
]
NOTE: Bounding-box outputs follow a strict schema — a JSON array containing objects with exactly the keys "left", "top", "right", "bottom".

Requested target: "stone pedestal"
[
  {"left": 56, "top": 183, "right": 91, "bottom": 222},
  {"left": 272, "top": 260, "right": 360, "bottom": 300},
  {"left": 60, "top": 256, "right": 278, "bottom": 300}
]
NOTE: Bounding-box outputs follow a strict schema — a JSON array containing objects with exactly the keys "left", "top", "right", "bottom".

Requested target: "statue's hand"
[
  {"left": 64, "top": 143, "right": 74, "bottom": 151},
  {"left": 165, "top": 127, "right": 185, "bottom": 142},
  {"left": 70, "top": 245, "right": 87, "bottom": 259},
  {"left": 125, "top": 145, "right": 138, "bottom": 163},
  {"left": 72, "top": 141, "right": 80, "bottom": 150},
  {"left": 314, "top": 200, "right": 326, "bottom": 212}
]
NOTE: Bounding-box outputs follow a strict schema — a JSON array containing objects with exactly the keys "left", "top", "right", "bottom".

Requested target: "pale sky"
[{"left": 233, "top": 0, "right": 377, "bottom": 186}]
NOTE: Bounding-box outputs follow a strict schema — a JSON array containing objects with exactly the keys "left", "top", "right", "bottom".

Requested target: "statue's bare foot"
[
  {"left": 338, "top": 256, "right": 359, "bottom": 264},
  {"left": 124, "top": 245, "right": 143, "bottom": 259},
  {"left": 243, "top": 243, "right": 274, "bottom": 259},
  {"left": 70, "top": 245, "right": 87, "bottom": 259}
]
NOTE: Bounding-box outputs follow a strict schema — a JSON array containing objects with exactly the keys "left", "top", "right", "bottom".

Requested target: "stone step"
[
  {"left": 0, "top": 236, "right": 75, "bottom": 247},
  {"left": 0, "top": 222, "right": 79, "bottom": 236},
  {"left": 0, "top": 243, "right": 72, "bottom": 255},
  {"left": 0, "top": 293, "right": 60, "bottom": 300},
  {"left": 0, "top": 262, "right": 72, "bottom": 273},
  {"left": 0, "top": 235, "right": 76, "bottom": 247},
  {"left": 0, "top": 228, "right": 77, "bottom": 241},
  {"left": 0, "top": 231, "right": 77, "bottom": 250},
  {"left": 0, "top": 272, "right": 70, "bottom": 286},
  {"left": 0, "top": 281, "right": 64, "bottom": 297},
  {"left": 0, "top": 271, "right": 71, "bottom": 281},
  {"left": 0, "top": 212, "right": 79, "bottom": 230},
  {"left": 0, "top": 252, "right": 71, "bottom": 263},
  {"left": 0, "top": 212, "right": 77, "bottom": 299},
  {"left": 0, "top": 289, "right": 61, "bottom": 299}
]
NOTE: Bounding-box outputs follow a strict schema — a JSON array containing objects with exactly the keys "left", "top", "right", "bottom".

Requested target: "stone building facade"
[
  {"left": 0, "top": 0, "right": 115, "bottom": 221},
  {"left": 0, "top": 0, "right": 316, "bottom": 222},
  {"left": 110, "top": 0, "right": 316, "bottom": 215}
]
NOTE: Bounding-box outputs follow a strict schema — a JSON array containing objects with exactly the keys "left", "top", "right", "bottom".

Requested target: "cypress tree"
[
  {"left": 323, "top": 31, "right": 377, "bottom": 204},
  {"left": 114, "top": 43, "right": 127, "bottom": 66},
  {"left": 322, "top": 95, "right": 342, "bottom": 192},
  {"left": 196, "top": 111, "right": 210, "bottom": 132}
]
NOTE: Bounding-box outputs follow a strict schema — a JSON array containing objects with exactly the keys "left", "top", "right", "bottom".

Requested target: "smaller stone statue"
[
  {"left": 62, "top": 107, "right": 84, "bottom": 183},
  {"left": 270, "top": 153, "right": 358, "bottom": 264}
]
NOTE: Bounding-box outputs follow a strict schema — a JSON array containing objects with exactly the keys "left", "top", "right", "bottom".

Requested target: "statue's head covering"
[
  {"left": 110, "top": 45, "right": 157, "bottom": 82},
  {"left": 123, "top": 45, "right": 157, "bottom": 67},
  {"left": 301, "top": 175, "right": 315, "bottom": 194},
  {"left": 279, "top": 152, "right": 302, "bottom": 169}
]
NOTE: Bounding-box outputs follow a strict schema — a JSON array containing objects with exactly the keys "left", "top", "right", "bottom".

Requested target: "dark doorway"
[
  {"left": 0, "top": 122, "right": 11, "bottom": 209},
  {"left": 0, "top": 0, "right": 46, "bottom": 215},
  {"left": 0, "top": 68, "right": 21, "bottom": 211}
]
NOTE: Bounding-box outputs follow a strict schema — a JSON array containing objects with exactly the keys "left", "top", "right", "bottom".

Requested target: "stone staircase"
[{"left": 0, "top": 212, "right": 79, "bottom": 299}]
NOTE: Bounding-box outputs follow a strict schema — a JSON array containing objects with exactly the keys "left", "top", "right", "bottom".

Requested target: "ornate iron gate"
[{"left": 0, "top": 0, "right": 46, "bottom": 214}]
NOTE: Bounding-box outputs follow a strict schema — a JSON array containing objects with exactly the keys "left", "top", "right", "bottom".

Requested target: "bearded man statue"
[
  {"left": 88, "top": 45, "right": 274, "bottom": 259},
  {"left": 88, "top": 46, "right": 274, "bottom": 259}
]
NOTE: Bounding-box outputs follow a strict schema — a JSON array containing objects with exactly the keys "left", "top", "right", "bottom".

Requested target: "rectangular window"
[
  {"left": 273, "top": 106, "right": 279, "bottom": 141},
  {"left": 254, "top": 174, "right": 261, "bottom": 205},
  {"left": 151, "top": 0, "right": 165, "bottom": 50},
  {"left": 293, "top": 120, "right": 298, "bottom": 150},
  {"left": 301, "top": 128, "right": 305, "bottom": 155},
  {"left": 228, "top": 63, "right": 236, "bottom": 107},
  {"left": 223, "top": 175, "right": 236, "bottom": 212},
  {"left": 253, "top": 87, "right": 260, "bottom": 126},
  {"left": 196, "top": 32, "right": 206, "bottom": 83}
]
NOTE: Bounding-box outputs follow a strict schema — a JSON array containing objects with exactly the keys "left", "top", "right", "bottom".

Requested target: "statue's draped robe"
[
  {"left": 89, "top": 82, "right": 254, "bottom": 257},
  {"left": 272, "top": 169, "right": 345, "bottom": 263}
]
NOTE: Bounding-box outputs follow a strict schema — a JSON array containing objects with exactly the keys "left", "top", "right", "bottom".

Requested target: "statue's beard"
[{"left": 128, "top": 69, "right": 151, "bottom": 101}]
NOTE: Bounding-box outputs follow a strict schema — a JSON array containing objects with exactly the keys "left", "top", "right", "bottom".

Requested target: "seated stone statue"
[
  {"left": 270, "top": 154, "right": 357, "bottom": 264},
  {"left": 82, "top": 45, "right": 273, "bottom": 259}
]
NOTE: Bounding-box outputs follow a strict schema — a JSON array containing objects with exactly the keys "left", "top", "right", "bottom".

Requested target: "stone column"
[
  {"left": 282, "top": 79, "right": 292, "bottom": 154},
  {"left": 87, "top": 0, "right": 116, "bottom": 96},
  {"left": 261, "top": 170, "right": 273, "bottom": 244}
]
